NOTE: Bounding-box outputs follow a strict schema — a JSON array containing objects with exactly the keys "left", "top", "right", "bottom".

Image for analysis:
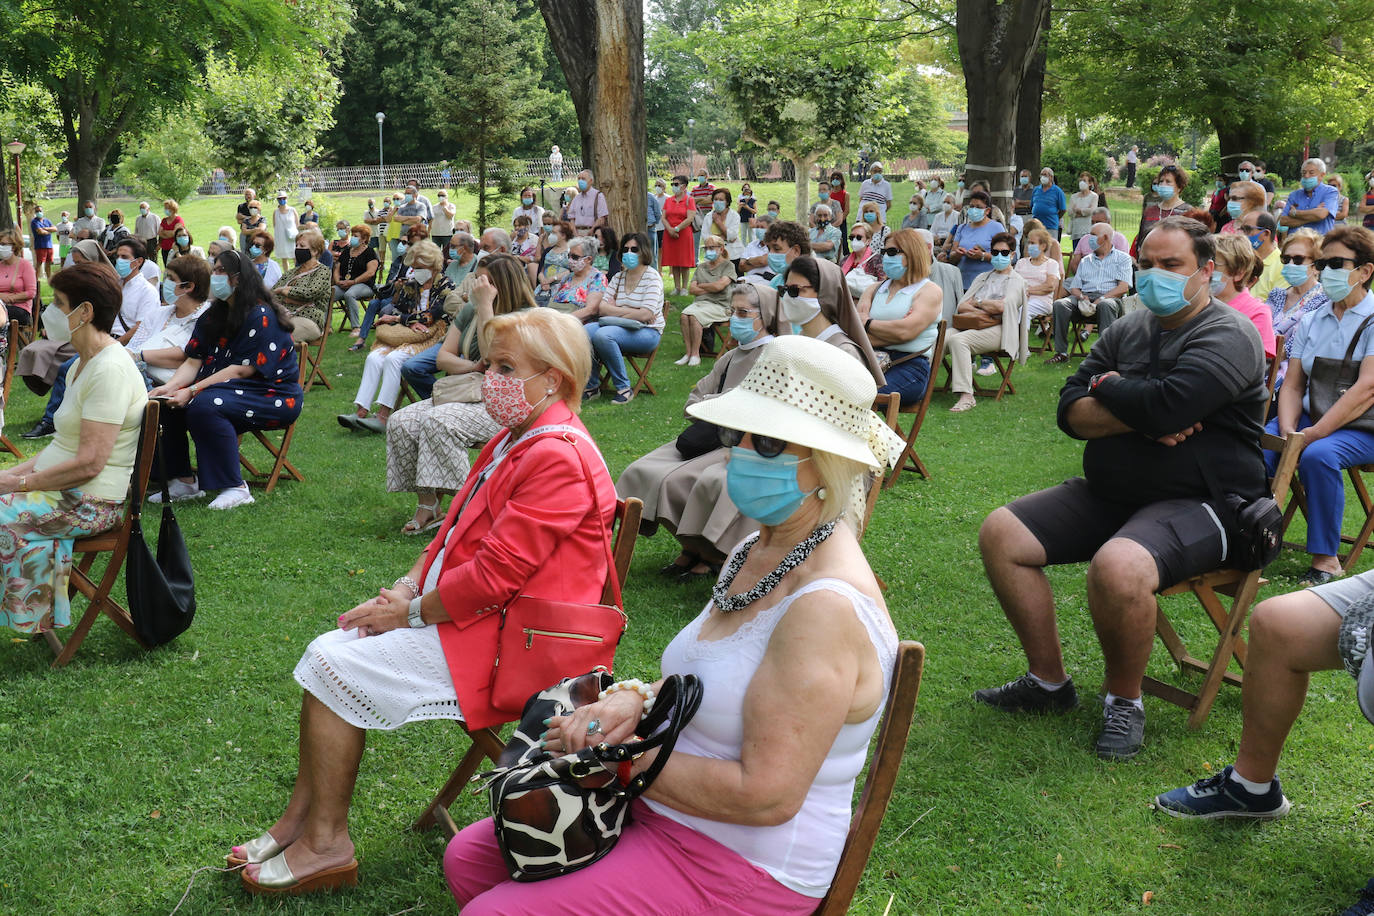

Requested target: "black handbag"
[
  {"left": 485, "top": 671, "right": 703, "bottom": 882},
  {"left": 675, "top": 368, "right": 729, "bottom": 459},
  {"left": 1309, "top": 312, "right": 1374, "bottom": 434},
  {"left": 126, "top": 422, "right": 196, "bottom": 647}
]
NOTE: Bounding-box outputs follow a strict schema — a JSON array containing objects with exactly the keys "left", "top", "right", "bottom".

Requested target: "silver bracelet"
[{"left": 393, "top": 576, "right": 420, "bottom": 597}]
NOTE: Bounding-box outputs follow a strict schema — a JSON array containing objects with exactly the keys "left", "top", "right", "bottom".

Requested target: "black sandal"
[{"left": 1299, "top": 567, "right": 1340, "bottom": 588}]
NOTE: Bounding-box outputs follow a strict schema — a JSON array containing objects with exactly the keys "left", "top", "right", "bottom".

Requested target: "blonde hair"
[
  {"left": 860, "top": 201, "right": 885, "bottom": 227},
  {"left": 296, "top": 227, "right": 326, "bottom": 256},
  {"left": 1026, "top": 228, "right": 1053, "bottom": 252},
  {"left": 482, "top": 308, "right": 593, "bottom": 412},
  {"left": 1231, "top": 180, "right": 1266, "bottom": 214},
  {"left": 1281, "top": 228, "right": 1322, "bottom": 256},
  {"left": 163, "top": 199, "right": 180, "bottom": 214},
  {"left": 886, "top": 228, "right": 931, "bottom": 285},
  {"left": 407, "top": 239, "right": 444, "bottom": 272},
  {"left": 1213, "top": 233, "right": 1260, "bottom": 287},
  {"left": 811, "top": 449, "right": 870, "bottom": 532}
]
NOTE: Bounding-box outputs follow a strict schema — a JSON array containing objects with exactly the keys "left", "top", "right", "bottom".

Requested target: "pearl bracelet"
[
  {"left": 393, "top": 576, "right": 420, "bottom": 598},
  {"left": 599, "top": 678, "right": 656, "bottom": 714}
]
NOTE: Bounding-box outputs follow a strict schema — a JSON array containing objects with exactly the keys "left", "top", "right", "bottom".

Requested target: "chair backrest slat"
[
  {"left": 601, "top": 497, "right": 642, "bottom": 606},
  {"left": 127, "top": 400, "right": 161, "bottom": 522},
  {"left": 814, "top": 640, "right": 925, "bottom": 916}
]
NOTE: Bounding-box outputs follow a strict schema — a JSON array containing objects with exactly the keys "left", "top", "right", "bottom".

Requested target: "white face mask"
[
  {"left": 42, "top": 302, "right": 82, "bottom": 343},
  {"left": 0, "top": 245, "right": 12, "bottom": 260},
  {"left": 781, "top": 294, "right": 822, "bottom": 327},
  {"left": 411, "top": 268, "right": 434, "bottom": 285}
]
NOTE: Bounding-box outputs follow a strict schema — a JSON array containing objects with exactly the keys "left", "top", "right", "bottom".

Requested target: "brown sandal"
[{"left": 241, "top": 852, "right": 359, "bottom": 896}]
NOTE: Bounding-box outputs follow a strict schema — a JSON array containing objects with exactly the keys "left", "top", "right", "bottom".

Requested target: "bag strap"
[
  {"left": 128, "top": 405, "right": 172, "bottom": 525},
  {"left": 1342, "top": 311, "right": 1374, "bottom": 369},
  {"left": 560, "top": 433, "right": 622, "bottom": 610},
  {"left": 585, "top": 673, "right": 703, "bottom": 796}
]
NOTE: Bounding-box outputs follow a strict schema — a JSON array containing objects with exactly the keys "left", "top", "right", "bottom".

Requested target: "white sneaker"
[
  {"left": 149, "top": 478, "right": 205, "bottom": 504},
  {"left": 976, "top": 363, "right": 998, "bottom": 376},
  {"left": 687, "top": 356, "right": 701, "bottom": 366},
  {"left": 674, "top": 355, "right": 691, "bottom": 365},
  {"left": 208, "top": 485, "right": 255, "bottom": 511}
]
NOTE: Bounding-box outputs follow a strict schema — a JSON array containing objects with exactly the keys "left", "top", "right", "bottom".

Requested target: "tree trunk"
[
  {"left": 539, "top": 0, "right": 647, "bottom": 237},
  {"left": 477, "top": 140, "right": 488, "bottom": 232},
  {"left": 789, "top": 152, "right": 821, "bottom": 221},
  {"left": 1014, "top": 2, "right": 1051, "bottom": 174},
  {"left": 1213, "top": 120, "right": 1261, "bottom": 175},
  {"left": 957, "top": 0, "right": 1050, "bottom": 220},
  {"left": 0, "top": 166, "right": 12, "bottom": 231}
]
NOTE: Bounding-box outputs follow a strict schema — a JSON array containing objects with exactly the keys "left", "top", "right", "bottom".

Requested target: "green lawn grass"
[{"left": 4, "top": 191, "right": 1372, "bottom": 915}]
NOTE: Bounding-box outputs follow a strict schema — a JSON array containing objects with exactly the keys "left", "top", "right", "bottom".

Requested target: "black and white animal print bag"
[{"left": 484, "top": 671, "right": 703, "bottom": 882}]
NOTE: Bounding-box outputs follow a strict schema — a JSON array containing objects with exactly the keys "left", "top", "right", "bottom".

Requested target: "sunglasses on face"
[
  {"left": 991, "top": 248, "right": 1013, "bottom": 256},
  {"left": 850, "top": 236, "right": 866, "bottom": 243},
  {"left": 1315, "top": 257, "right": 1361, "bottom": 271},
  {"left": 881, "top": 247, "right": 902, "bottom": 258},
  {"left": 621, "top": 245, "right": 640, "bottom": 254},
  {"left": 1280, "top": 254, "right": 1310, "bottom": 265},
  {"left": 780, "top": 284, "right": 814, "bottom": 298},
  {"left": 719, "top": 427, "right": 789, "bottom": 458}
]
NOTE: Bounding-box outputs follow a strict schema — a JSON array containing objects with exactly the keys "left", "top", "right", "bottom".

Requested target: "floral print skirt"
[{"left": 0, "top": 490, "right": 125, "bottom": 634}]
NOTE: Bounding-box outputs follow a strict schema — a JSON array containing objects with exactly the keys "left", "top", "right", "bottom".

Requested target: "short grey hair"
[
  {"left": 452, "top": 231, "right": 476, "bottom": 252},
  {"left": 1303, "top": 157, "right": 1328, "bottom": 174},
  {"left": 815, "top": 204, "right": 833, "bottom": 220},
  {"left": 569, "top": 235, "right": 599, "bottom": 259},
  {"left": 758, "top": 212, "right": 778, "bottom": 225},
  {"left": 1092, "top": 207, "right": 1112, "bottom": 221},
  {"left": 481, "top": 227, "right": 511, "bottom": 251}
]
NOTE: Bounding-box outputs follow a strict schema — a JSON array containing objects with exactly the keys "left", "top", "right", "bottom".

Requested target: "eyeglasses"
[
  {"left": 1280, "top": 254, "right": 1310, "bottom": 265},
  {"left": 881, "top": 247, "right": 902, "bottom": 258},
  {"left": 621, "top": 245, "right": 640, "bottom": 253},
  {"left": 780, "top": 284, "right": 814, "bottom": 298},
  {"left": 991, "top": 248, "right": 1013, "bottom": 256},
  {"left": 850, "top": 236, "right": 866, "bottom": 243},
  {"left": 730, "top": 308, "right": 760, "bottom": 320},
  {"left": 1315, "top": 257, "right": 1361, "bottom": 270},
  {"left": 718, "top": 427, "right": 789, "bottom": 458},
  {"left": 670, "top": 184, "right": 683, "bottom": 189}
]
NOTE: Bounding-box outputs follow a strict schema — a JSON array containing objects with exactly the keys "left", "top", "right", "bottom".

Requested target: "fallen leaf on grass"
[
  {"left": 149, "top": 810, "right": 161, "bottom": 819},
  {"left": 1056, "top": 853, "right": 1063, "bottom": 869},
  {"left": 1158, "top": 843, "right": 1182, "bottom": 850},
  {"left": 947, "top": 865, "right": 960, "bottom": 873},
  {"left": 1142, "top": 890, "right": 1154, "bottom": 905}
]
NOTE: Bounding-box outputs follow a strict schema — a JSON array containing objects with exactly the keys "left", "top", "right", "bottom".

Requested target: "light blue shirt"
[
  {"left": 1070, "top": 248, "right": 1133, "bottom": 296},
  {"left": 1291, "top": 290, "right": 1374, "bottom": 412},
  {"left": 1030, "top": 183, "right": 1067, "bottom": 231},
  {"left": 953, "top": 219, "right": 1007, "bottom": 290},
  {"left": 1282, "top": 183, "right": 1341, "bottom": 236},
  {"left": 870, "top": 278, "right": 938, "bottom": 354},
  {"left": 810, "top": 224, "right": 843, "bottom": 262},
  {"left": 646, "top": 192, "right": 663, "bottom": 231}
]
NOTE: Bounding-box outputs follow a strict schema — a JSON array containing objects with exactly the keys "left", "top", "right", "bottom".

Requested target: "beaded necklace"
[{"left": 711, "top": 520, "right": 838, "bottom": 614}]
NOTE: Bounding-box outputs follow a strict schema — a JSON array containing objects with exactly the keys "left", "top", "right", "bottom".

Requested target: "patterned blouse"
[
  {"left": 392, "top": 274, "right": 455, "bottom": 325},
  {"left": 551, "top": 269, "right": 607, "bottom": 309},
  {"left": 272, "top": 263, "right": 331, "bottom": 330},
  {"left": 1267, "top": 283, "right": 1331, "bottom": 359},
  {"left": 186, "top": 302, "right": 300, "bottom": 387}
]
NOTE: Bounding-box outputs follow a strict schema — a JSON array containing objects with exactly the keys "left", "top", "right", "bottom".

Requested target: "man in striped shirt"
[
  {"left": 690, "top": 169, "right": 716, "bottom": 254},
  {"left": 859, "top": 161, "right": 893, "bottom": 214}
]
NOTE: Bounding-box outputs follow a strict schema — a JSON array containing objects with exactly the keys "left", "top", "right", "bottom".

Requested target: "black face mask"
[{"left": 295, "top": 247, "right": 312, "bottom": 266}]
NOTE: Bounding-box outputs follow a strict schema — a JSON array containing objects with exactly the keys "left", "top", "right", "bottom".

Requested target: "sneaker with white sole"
[
  {"left": 1153, "top": 765, "right": 1291, "bottom": 819},
  {"left": 208, "top": 485, "right": 255, "bottom": 511},
  {"left": 611, "top": 388, "right": 635, "bottom": 405},
  {"left": 1095, "top": 697, "right": 1146, "bottom": 760},
  {"left": 149, "top": 478, "right": 205, "bottom": 504}
]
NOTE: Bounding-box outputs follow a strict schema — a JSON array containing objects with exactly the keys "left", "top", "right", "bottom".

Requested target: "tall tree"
[
  {"left": 1052, "top": 0, "right": 1374, "bottom": 168},
  {"left": 956, "top": 0, "right": 1052, "bottom": 217},
  {"left": 0, "top": 0, "right": 309, "bottom": 206},
  {"left": 539, "top": 0, "right": 648, "bottom": 235},
  {"left": 0, "top": 76, "right": 65, "bottom": 230},
  {"left": 440, "top": 0, "right": 541, "bottom": 229}
]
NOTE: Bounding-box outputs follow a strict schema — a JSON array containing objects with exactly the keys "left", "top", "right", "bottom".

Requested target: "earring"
[{"left": 817, "top": 487, "right": 828, "bottom": 500}]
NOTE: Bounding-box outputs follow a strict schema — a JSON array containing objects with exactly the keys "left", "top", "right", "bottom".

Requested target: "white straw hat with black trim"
[{"left": 686, "top": 335, "right": 904, "bottom": 470}]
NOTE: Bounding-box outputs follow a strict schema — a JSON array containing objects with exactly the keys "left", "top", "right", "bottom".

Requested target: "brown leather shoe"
[{"left": 1045, "top": 353, "right": 1070, "bottom": 365}]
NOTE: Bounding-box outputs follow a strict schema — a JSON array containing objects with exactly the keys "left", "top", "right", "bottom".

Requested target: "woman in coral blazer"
[{"left": 232, "top": 308, "right": 616, "bottom": 896}]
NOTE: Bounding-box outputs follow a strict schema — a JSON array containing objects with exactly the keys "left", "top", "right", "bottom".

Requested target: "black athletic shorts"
[{"left": 1005, "top": 477, "right": 1228, "bottom": 589}]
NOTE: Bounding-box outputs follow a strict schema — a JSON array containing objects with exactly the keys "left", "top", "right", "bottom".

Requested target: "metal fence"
[{"left": 37, "top": 156, "right": 957, "bottom": 200}]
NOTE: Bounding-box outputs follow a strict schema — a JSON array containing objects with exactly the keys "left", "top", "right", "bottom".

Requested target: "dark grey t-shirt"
[{"left": 1057, "top": 301, "right": 1269, "bottom": 505}]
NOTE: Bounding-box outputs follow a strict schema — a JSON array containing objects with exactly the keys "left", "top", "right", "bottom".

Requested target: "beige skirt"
[
  {"left": 18, "top": 340, "right": 77, "bottom": 392},
  {"left": 615, "top": 443, "right": 755, "bottom": 554},
  {"left": 681, "top": 298, "right": 731, "bottom": 325}
]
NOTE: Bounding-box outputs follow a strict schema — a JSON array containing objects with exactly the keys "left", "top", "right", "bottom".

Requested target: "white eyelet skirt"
[{"left": 293, "top": 625, "right": 465, "bottom": 730}]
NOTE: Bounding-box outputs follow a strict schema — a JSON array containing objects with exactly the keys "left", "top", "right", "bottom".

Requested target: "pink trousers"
[{"left": 445, "top": 801, "right": 819, "bottom": 915}]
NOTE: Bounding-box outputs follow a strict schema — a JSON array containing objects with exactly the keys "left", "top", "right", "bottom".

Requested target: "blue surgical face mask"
[
  {"left": 767, "top": 251, "right": 789, "bottom": 274},
  {"left": 1281, "top": 263, "right": 1310, "bottom": 286},
  {"left": 1226, "top": 200, "right": 1244, "bottom": 219},
  {"left": 210, "top": 273, "right": 233, "bottom": 300},
  {"left": 713, "top": 200, "right": 726, "bottom": 212},
  {"left": 704, "top": 248, "right": 719, "bottom": 262},
  {"left": 754, "top": 227, "right": 766, "bottom": 241},
  {"left": 396, "top": 241, "right": 408, "bottom": 254},
  {"left": 1248, "top": 232, "right": 1264, "bottom": 250},
  {"left": 577, "top": 179, "right": 589, "bottom": 191},
  {"left": 965, "top": 207, "right": 985, "bottom": 223},
  {"left": 84, "top": 207, "right": 94, "bottom": 216},
  {"left": 1153, "top": 183, "right": 1175, "bottom": 200},
  {"left": 819, "top": 191, "right": 830, "bottom": 200},
  {"left": 1019, "top": 175, "right": 1029, "bottom": 186},
  {"left": 404, "top": 193, "right": 415, "bottom": 203},
  {"left": 990, "top": 253, "right": 1012, "bottom": 270},
  {"left": 114, "top": 257, "right": 132, "bottom": 278},
  {"left": 522, "top": 197, "right": 534, "bottom": 206},
  {"left": 1321, "top": 266, "right": 1356, "bottom": 301},
  {"left": 1027, "top": 244, "right": 1041, "bottom": 258},
  {"left": 249, "top": 245, "right": 263, "bottom": 258},
  {"left": 882, "top": 253, "right": 905, "bottom": 279},
  {"left": 729, "top": 315, "right": 760, "bottom": 345},
  {"left": 1209, "top": 273, "right": 1227, "bottom": 295},
  {"left": 349, "top": 236, "right": 361, "bottom": 247},
  {"left": 863, "top": 212, "right": 877, "bottom": 224},
  {"left": 1135, "top": 266, "right": 1200, "bottom": 316},
  {"left": 1239, "top": 170, "right": 1252, "bottom": 182},
  {"left": 161, "top": 278, "right": 179, "bottom": 305},
  {"left": 725, "top": 447, "right": 816, "bottom": 526},
  {"left": 621, "top": 251, "right": 640, "bottom": 269},
  {"left": 1302, "top": 176, "right": 1320, "bottom": 191}
]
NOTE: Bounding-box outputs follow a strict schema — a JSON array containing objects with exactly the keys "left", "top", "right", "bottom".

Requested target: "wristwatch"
[
  {"left": 1089, "top": 372, "right": 1110, "bottom": 393},
  {"left": 408, "top": 595, "right": 425, "bottom": 628}
]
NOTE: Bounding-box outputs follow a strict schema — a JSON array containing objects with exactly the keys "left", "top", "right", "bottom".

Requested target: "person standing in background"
[
  {"left": 133, "top": 202, "right": 159, "bottom": 265},
  {"left": 1125, "top": 145, "right": 1139, "bottom": 189},
  {"left": 29, "top": 206, "right": 54, "bottom": 282},
  {"left": 549, "top": 145, "right": 564, "bottom": 181},
  {"left": 431, "top": 190, "right": 456, "bottom": 252},
  {"left": 829, "top": 170, "right": 851, "bottom": 257}
]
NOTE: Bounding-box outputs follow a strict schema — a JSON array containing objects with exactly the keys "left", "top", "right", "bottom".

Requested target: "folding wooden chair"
[
  {"left": 813, "top": 641, "right": 925, "bottom": 916},
  {"left": 625, "top": 347, "right": 659, "bottom": 397},
  {"left": 412, "top": 497, "right": 645, "bottom": 836},
  {"left": 1030, "top": 314, "right": 1052, "bottom": 354},
  {"left": 238, "top": 343, "right": 307, "bottom": 495},
  {"left": 1265, "top": 335, "right": 1284, "bottom": 405},
  {"left": 1, "top": 335, "right": 24, "bottom": 460},
  {"left": 939, "top": 348, "right": 1018, "bottom": 401},
  {"left": 302, "top": 299, "right": 333, "bottom": 392},
  {"left": 45, "top": 400, "right": 161, "bottom": 668},
  {"left": 874, "top": 321, "right": 946, "bottom": 488},
  {"left": 699, "top": 321, "right": 735, "bottom": 359},
  {"left": 1141, "top": 431, "right": 1305, "bottom": 729}
]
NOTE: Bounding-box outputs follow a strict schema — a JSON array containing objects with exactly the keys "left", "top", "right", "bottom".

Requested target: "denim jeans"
[
  {"left": 585, "top": 322, "right": 661, "bottom": 393},
  {"left": 41, "top": 355, "right": 79, "bottom": 424},
  {"left": 1264, "top": 412, "right": 1374, "bottom": 556},
  {"left": 876, "top": 354, "right": 931, "bottom": 408},
  {"left": 402, "top": 342, "right": 443, "bottom": 400},
  {"left": 357, "top": 296, "right": 396, "bottom": 341}
]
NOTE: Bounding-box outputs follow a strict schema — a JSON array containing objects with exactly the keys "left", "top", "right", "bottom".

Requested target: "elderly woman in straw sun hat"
[{"left": 445, "top": 334, "right": 906, "bottom": 913}]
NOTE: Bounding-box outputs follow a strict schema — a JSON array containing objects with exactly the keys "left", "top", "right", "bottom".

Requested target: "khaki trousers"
[{"left": 947, "top": 325, "right": 1004, "bottom": 394}]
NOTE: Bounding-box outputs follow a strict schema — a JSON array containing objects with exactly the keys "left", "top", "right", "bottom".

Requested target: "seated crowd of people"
[{"left": 11, "top": 156, "right": 1374, "bottom": 913}]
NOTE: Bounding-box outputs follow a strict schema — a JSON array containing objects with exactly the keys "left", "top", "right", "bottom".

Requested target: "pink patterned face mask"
[{"left": 482, "top": 369, "right": 550, "bottom": 428}]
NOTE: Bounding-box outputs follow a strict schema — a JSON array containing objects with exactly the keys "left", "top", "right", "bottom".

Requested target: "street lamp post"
[
  {"left": 687, "top": 118, "right": 696, "bottom": 176},
  {"left": 5, "top": 140, "right": 25, "bottom": 226},
  {"left": 375, "top": 112, "right": 386, "bottom": 190}
]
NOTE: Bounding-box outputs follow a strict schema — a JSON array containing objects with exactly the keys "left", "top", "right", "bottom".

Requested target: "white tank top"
[{"left": 644, "top": 574, "right": 897, "bottom": 898}]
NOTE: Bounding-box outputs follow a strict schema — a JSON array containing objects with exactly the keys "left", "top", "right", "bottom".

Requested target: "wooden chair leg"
[
  {"left": 412, "top": 726, "right": 507, "bottom": 834},
  {"left": 1187, "top": 575, "right": 1262, "bottom": 729}
]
